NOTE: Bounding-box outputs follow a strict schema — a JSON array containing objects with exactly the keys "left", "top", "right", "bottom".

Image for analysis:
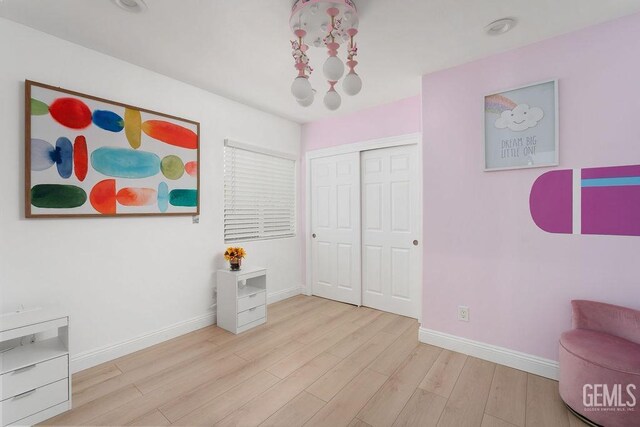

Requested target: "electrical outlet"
[{"left": 458, "top": 306, "right": 469, "bottom": 322}]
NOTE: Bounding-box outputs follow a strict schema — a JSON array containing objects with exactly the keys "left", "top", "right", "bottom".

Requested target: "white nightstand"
[
  {"left": 0, "top": 307, "right": 71, "bottom": 426},
  {"left": 216, "top": 266, "right": 267, "bottom": 334}
]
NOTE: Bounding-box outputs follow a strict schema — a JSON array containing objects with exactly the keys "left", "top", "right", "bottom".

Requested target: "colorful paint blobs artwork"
[
  {"left": 27, "top": 81, "right": 199, "bottom": 217},
  {"left": 93, "top": 110, "right": 124, "bottom": 132},
  {"left": 160, "top": 155, "right": 184, "bottom": 180},
  {"left": 49, "top": 97, "right": 92, "bottom": 129},
  {"left": 89, "top": 179, "right": 117, "bottom": 215},
  {"left": 530, "top": 165, "right": 640, "bottom": 237},
  {"left": 142, "top": 120, "right": 198, "bottom": 149},
  {"left": 90, "top": 147, "right": 188, "bottom": 181},
  {"left": 30, "top": 98, "right": 49, "bottom": 115},
  {"left": 30, "top": 139, "right": 56, "bottom": 171},
  {"left": 124, "top": 108, "right": 142, "bottom": 149},
  {"left": 55, "top": 137, "right": 73, "bottom": 179},
  {"left": 31, "top": 137, "right": 87, "bottom": 181},
  {"left": 90, "top": 179, "right": 178, "bottom": 214},
  {"left": 169, "top": 189, "right": 198, "bottom": 207},
  {"left": 91, "top": 147, "right": 160, "bottom": 179},
  {"left": 31, "top": 184, "right": 87, "bottom": 208},
  {"left": 116, "top": 187, "right": 157, "bottom": 206},
  {"left": 158, "top": 182, "right": 169, "bottom": 213},
  {"left": 185, "top": 161, "right": 198, "bottom": 177},
  {"left": 74, "top": 136, "right": 88, "bottom": 181}
]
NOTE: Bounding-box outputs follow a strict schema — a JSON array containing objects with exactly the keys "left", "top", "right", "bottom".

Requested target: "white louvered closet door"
[{"left": 224, "top": 144, "right": 296, "bottom": 243}]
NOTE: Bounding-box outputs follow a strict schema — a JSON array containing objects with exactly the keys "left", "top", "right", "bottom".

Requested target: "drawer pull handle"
[
  {"left": 13, "top": 389, "right": 36, "bottom": 399},
  {"left": 249, "top": 307, "right": 257, "bottom": 312},
  {"left": 13, "top": 364, "right": 36, "bottom": 374},
  {"left": 249, "top": 294, "right": 256, "bottom": 298}
]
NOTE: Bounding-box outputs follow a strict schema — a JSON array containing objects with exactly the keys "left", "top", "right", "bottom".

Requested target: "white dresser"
[
  {"left": 216, "top": 266, "right": 267, "bottom": 334},
  {"left": 0, "top": 307, "right": 71, "bottom": 426}
]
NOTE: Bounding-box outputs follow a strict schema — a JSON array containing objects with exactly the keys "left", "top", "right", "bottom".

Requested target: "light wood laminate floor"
[{"left": 42, "top": 295, "right": 587, "bottom": 427}]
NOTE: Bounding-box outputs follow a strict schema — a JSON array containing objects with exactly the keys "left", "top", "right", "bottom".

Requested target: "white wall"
[{"left": 0, "top": 19, "right": 303, "bottom": 371}]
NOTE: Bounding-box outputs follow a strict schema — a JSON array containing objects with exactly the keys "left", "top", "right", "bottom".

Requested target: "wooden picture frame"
[{"left": 25, "top": 80, "right": 200, "bottom": 218}]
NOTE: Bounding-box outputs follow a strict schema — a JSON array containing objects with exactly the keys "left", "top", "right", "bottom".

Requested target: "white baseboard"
[
  {"left": 267, "top": 285, "right": 304, "bottom": 305},
  {"left": 71, "top": 310, "right": 216, "bottom": 373},
  {"left": 71, "top": 286, "right": 303, "bottom": 374},
  {"left": 419, "top": 327, "right": 559, "bottom": 380}
]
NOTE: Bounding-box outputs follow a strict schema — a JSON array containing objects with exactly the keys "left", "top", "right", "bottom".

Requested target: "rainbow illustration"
[{"left": 485, "top": 94, "right": 517, "bottom": 114}]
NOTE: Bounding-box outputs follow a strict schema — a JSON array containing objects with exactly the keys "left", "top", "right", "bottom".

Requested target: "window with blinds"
[{"left": 224, "top": 142, "right": 296, "bottom": 243}]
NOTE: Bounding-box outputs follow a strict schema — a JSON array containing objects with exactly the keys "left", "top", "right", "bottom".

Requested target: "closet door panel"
[
  {"left": 361, "top": 145, "right": 420, "bottom": 318},
  {"left": 310, "top": 153, "right": 361, "bottom": 305}
]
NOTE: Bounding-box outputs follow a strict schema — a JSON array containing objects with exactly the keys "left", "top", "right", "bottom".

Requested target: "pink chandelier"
[{"left": 289, "top": 0, "right": 362, "bottom": 110}]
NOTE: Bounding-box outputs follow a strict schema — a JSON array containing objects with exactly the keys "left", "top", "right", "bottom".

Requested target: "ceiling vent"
[
  {"left": 113, "top": 0, "right": 148, "bottom": 14},
  {"left": 485, "top": 18, "right": 517, "bottom": 36}
]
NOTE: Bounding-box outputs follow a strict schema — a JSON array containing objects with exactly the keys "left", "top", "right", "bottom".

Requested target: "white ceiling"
[{"left": 2, "top": 0, "right": 640, "bottom": 123}]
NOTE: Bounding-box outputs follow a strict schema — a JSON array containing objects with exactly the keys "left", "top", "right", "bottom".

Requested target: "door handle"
[
  {"left": 312, "top": 233, "right": 317, "bottom": 238},
  {"left": 413, "top": 240, "right": 419, "bottom": 246}
]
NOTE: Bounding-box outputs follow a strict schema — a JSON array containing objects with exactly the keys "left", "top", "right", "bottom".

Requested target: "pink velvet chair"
[{"left": 559, "top": 300, "right": 640, "bottom": 427}]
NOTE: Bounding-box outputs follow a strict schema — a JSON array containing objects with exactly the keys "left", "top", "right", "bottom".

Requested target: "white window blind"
[{"left": 224, "top": 142, "right": 296, "bottom": 243}]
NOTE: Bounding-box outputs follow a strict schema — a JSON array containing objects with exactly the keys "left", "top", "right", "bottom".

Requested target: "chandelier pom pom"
[
  {"left": 324, "top": 82, "right": 342, "bottom": 111},
  {"left": 323, "top": 55, "right": 345, "bottom": 82},
  {"left": 291, "top": 76, "right": 313, "bottom": 101},
  {"left": 289, "top": 0, "right": 360, "bottom": 111},
  {"left": 343, "top": 71, "right": 362, "bottom": 96}
]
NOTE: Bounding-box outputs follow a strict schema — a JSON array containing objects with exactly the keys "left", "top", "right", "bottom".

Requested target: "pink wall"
[
  {"left": 422, "top": 13, "right": 640, "bottom": 361},
  {"left": 301, "top": 95, "right": 422, "bottom": 151}
]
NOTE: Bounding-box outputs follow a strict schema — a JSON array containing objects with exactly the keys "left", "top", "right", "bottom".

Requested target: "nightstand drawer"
[
  {"left": 237, "top": 304, "right": 266, "bottom": 327},
  {"left": 1, "top": 378, "right": 68, "bottom": 426},
  {"left": 1, "top": 355, "right": 68, "bottom": 401},
  {"left": 237, "top": 291, "right": 266, "bottom": 313}
]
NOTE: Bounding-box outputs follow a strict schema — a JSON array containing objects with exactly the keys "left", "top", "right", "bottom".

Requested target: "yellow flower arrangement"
[{"left": 224, "top": 247, "right": 246, "bottom": 261}]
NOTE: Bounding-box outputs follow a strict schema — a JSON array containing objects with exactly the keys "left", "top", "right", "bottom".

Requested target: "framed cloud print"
[
  {"left": 484, "top": 80, "right": 558, "bottom": 171},
  {"left": 25, "top": 80, "right": 200, "bottom": 218}
]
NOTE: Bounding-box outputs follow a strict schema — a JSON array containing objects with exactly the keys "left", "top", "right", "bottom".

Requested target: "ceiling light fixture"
[
  {"left": 485, "top": 17, "right": 517, "bottom": 36},
  {"left": 113, "top": 0, "right": 148, "bottom": 14},
  {"left": 289, "top": 0, "right": 362, "bottom": 110}
]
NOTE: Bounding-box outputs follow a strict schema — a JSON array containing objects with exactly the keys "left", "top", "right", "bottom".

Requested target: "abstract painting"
[
  {"left": 25, "top": 80, "right": 200, "bottom": 217},
  {"left": 484, "top": 80, "right": 558, "bottom": 171},
  {"left": 530, "top": 165, "right": 640, "bottom": 237}
]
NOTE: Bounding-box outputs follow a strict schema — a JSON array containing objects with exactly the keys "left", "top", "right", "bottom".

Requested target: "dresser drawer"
[
  {"left": 1, "top": 378, "right": 68, "bottom": 426},
  {"left": 1, "top": 355, "right": 68, "bottom": 401},
  {"left": 237, "top": 291, "right": 266, "bottom": 313},
  {"left": 237, "top": 305, "right": 266, "bottom": 327}
]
